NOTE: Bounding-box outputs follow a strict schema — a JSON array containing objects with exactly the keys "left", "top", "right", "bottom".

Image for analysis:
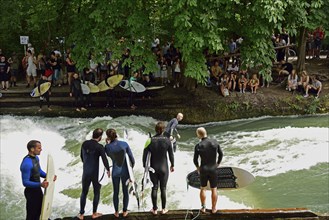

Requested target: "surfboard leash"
[{"left": 98, "top": 165, "right": 112, "bottom": 183}]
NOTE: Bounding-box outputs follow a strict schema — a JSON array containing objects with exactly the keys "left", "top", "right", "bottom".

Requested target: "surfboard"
[
  {"left": 40, "top": 154, "right": 55, "bottom": 220},
  {"left": 125, "top": 153, "right": 139, "bottom": 198},
  {"left": 123, "top": 129, "right": 140, "bottom": 209},
  {"left": 30, "top": 82, "right": 51, "bottom": 97},
  {"left": 146, "top": 85, "right": 165, "bottom": 90},
  {"left": 87, "top": 82, "right": 100, "bottom": 93},
  {"left": 120, "top": 80, "right": 146, "bottom": 93},
  {"left": 141, "top": 151, "right": 154, "bottom": 192},
  {"left": 81, "top": 83, "right": 90, "bottom": 95},
  {"left": 186, "top": 166, "right": 255, "bottom": 190},
  {"left": 98, "top": 159, "right": 110, "bottom": 185},
  {"left": 98, "top": 74, "right": 124, "bottom": 91},
  {"left": 108, "top": 74, "right": 124, "bottom": 87}
]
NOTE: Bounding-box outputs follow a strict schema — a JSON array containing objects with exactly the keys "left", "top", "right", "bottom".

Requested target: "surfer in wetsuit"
[
  {"left": 164, "top": 113, "right": 184, "bottom": 152},
  {"left": 37, "top": 74, "right": 51, "bottom": 111},
  {"left": 105, "top": 71, "right": 116, "bottom": 108},
  {"left": 105, "top": 129, "right": 135, "bottom": 218},
  {"left": 143, "top": 121, "right": 174, "bottom": 215},
  {"left": 20, "top": 140, "right": 57, "bottom": 220},
  {"left": 70, "top": 72, "right": 86, "bottom": 112},
  {"left": 128, "top": 71, "right": 139, "bottom": 109},
  {"left": 193, "top": 127, "right": 223, "bottom": 214},
  {"left": 78, "top": 128, "right": 110, "bottom": 220}
]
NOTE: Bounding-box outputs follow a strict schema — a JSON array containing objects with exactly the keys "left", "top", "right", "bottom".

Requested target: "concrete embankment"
[
  {"left": 1, "top": 81, "right": 328, "bottom": 124},
  {"left": 54, "top": 208, "right": 327, "bottom": 220}
]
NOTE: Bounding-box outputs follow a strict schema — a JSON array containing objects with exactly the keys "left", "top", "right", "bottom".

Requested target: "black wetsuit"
[
  {"left": 105, "top": 74, "right": 116, "bottom": 108},
  {"left": 193, "top": 137, "right": 223, "bottom": 188},
  {"left": 38, "top": 78, "right": 50, "bottom": 108},
  {"left": 143, "top": 134, "right": 174, "bottom": 210},
  {"left": 20, "top": 155, "right": 46, "bottom": 220},
  {"left": 164, "top": 118, "right": 179, "bottom": 152},
  {"left": 79, "top": 139, "right": 110, "bottom": 215},
  {"left": 70, "top": 78, "right": 84, "bottom": 108}
]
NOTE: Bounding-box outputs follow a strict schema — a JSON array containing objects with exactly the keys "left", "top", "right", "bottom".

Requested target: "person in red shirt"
[{"left": 313, "top": 27, "right": 325, "bottom": 59}]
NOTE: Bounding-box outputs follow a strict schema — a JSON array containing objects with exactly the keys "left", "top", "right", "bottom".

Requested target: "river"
[{"left": 0, "top": 114, "right": 328, "bottom": 219}]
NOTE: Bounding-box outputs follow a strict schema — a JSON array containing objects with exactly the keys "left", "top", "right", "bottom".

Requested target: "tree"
[
  {"left": 281, "top": 0, "right": 329, "bottom": 72},
  {"left": 1, "top": 0, "right": 327, "bottom": 82}
]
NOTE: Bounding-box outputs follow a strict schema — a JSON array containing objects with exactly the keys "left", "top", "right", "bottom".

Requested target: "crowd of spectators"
[{"left": 0, "top": 27, "right": 326, "bottom": 107}]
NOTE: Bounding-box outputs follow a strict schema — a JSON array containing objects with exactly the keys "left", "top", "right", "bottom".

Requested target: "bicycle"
[{"left": 287, "top": 46, "right": 297, "bottom": 62}]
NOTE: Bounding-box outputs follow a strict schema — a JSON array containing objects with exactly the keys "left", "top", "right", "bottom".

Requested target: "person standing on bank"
[
  {"left": 143, "top": 121, "right": 174, "bottom": 215},
  {"left": 37, "top": 74, "right": 52, "bottom": 112},
  {"left": 164, "top": 113, "right": 183, "bottom": 152},
  {"left": 70, "top": 72, "right": 87, "bottom": 112},
  {"left": 193, "top": 127, "right": 223, "bottom": 214},
  {"left": 77, "top": 128, "right": 111, "bottom": 220},
  {"left": 20, "top": 140, "right": 57, "bottom": 220},
  {"left": 105, "top": 129, "right": 135, "bottom": 218}
]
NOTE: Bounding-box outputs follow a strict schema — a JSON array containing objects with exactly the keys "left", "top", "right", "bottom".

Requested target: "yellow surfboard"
[
  {"left": 87, "top": 82, "right": 100, "bottom": 93},
  {"left": 98, "top": 74, "right": 124, "bottom": 92},
  {"left": 30, "top": 82, "right": 51, "bottom": 97}
]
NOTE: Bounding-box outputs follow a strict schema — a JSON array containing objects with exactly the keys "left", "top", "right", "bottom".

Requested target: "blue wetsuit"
[
  {"left": 105, "top": 139, "right": 135, "bottom": 212},
  {"left": 79, "top": 139, "right": 110, "bottom": 215},
  {"left": 20, "top": 155, "right": 47, "bottom": 220},
  {"left": 143, "top": 134, "right": 174, "bottom": 210}
]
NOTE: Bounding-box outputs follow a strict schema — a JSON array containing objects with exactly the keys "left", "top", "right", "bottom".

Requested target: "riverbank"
[{"left": 0, "top": 58, "right": 328, "bottom": 124}]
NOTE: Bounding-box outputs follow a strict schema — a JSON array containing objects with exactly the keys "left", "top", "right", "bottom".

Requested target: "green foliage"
[
  {"left": 0, "top": 0, "right": 328, "bottom": 81},
  {"left": 305, "top": 98, "right": 321, "bottom": 114},
  {"left": 228, "top": 101, "right": 240, "bottom": 112}
]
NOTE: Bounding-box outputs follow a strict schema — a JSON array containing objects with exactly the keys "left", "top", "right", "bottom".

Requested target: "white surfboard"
[
  {"left": 141, "top": 151, "right": 154, "bottom": 192},
  {"left": 186, "top": 166, "right": 255, "bottom": 190},
  {"left": 146, "top": 85, "right": 165, "bottom": 90},
  {"left": 40, "top": 154, "right": 55, "bottom": 220},
  {"left": 81, "top": 83, "right": 90, "bottom": 95},
  {"left": 123, "top": 130, "right": 140, "bottom": 209},
  {"left": 98, "top": 160, "right": 109, "bottom": 185},
  {"left": 120, "top": 80, "right": 146, "bottom": 93}
]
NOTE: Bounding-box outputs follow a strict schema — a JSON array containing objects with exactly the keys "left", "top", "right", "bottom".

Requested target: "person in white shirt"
[{"left": 26, "top": 50, "right": 37, "bottom": 88}]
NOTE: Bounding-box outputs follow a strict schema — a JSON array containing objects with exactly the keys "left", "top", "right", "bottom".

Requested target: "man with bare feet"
[
  {"left": 77, "top": 128, "right": 110, "bottom": 220},
  {"left": 193, "top": 127, "right": 223, "bottom": 214},
  {"left": 143, "top": 121, "right": 174, "bottom": 215}
]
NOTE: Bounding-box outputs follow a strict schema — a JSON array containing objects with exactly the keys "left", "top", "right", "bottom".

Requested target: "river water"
[{"left": 0, "top": 114, "right": 328, "bottom": 219}]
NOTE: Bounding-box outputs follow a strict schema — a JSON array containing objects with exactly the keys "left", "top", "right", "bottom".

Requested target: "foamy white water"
[
  {"left": 1, "top": 115, "right": 328, "bottom": 219},
  {"left": 217, "top": 126, "right": 329, "bottom": 177}
]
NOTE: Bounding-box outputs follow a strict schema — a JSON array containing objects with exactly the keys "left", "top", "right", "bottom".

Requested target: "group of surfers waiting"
[{"left": 20, "top": 113, "right": 225, "bottom": 219}]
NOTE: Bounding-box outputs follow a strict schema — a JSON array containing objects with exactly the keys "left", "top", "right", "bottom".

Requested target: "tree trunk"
[
  {"left": 296, "top": 27, "right": 307, "bottom": 72},
  {"left": 183, "top": 76, "right": 197, "bottom": 91}
]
